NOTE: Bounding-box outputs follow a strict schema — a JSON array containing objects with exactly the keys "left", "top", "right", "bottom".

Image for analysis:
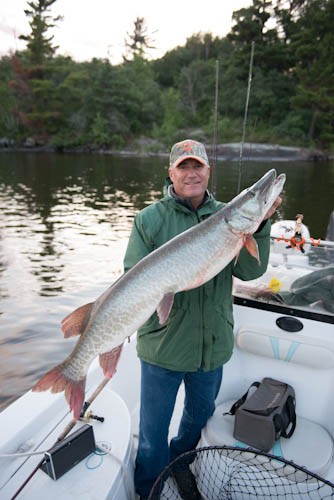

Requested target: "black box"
[{"left": 40, "top": 424, "right": 96, "bottom": 480}]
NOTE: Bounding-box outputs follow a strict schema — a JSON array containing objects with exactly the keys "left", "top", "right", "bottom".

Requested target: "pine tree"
[
  {"left": 10, "top": 0, "right": 63, "bottom": 142},
  {"left": 123, "top": 17, "right": 156, "bottom": 61},
  {"left": 19, "top": 0, "right": 62, "bottom": 65}
]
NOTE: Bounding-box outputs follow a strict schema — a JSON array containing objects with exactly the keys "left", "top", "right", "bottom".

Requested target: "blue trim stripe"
[
  {"left": 234, "top": 440, "right": 284, "bottom": 458},
  {"left": 270, "top": 337, "right": 280, "bottom": 359},
  {"left": 285, "top": 341, "right": 300, "bottom": 362},
  {"left": 272, "top": 440, "right": 283, "bottom": 458},
  {"left": 270, "top": 337, "right": 300, "bottom": 362},
  {"left": 234, "top": 441, "right": 248, "bottom": 449}
]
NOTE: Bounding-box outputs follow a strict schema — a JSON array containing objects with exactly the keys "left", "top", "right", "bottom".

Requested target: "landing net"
[{"left": 149, "top": 445, "right": 334, "bottom": 499}]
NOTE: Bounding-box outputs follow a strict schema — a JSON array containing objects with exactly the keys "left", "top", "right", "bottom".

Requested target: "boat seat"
[
  {"left": 200, "top": 400, "right": 334, "bottom": 479},
  {"left": 236, "top": 328, "right": 334, "bottom": 369}
]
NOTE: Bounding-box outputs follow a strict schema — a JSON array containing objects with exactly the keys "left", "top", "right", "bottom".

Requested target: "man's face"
[{"left": 168, "top": 159, "right": 210, "bottom": 208}]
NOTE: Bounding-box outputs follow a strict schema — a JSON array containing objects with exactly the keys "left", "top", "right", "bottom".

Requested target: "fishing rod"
[
  {"left": 10, "top": 376, "right": 111, "bottom": 499},
  {"left": 211, "top": 59, "right": 219, "bottom": 197},
  {"left": 236, "top": 41, "right": 255, "bottom": 195}
]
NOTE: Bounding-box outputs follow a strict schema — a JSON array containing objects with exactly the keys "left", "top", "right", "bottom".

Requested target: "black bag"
[{"left": 226, "top": 377, "right": 296, "bottom": 452}]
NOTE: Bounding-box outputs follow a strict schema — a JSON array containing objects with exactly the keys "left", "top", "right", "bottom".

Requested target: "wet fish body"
[{"left": 33, "top": 169, "right": 286, "bottom": 419}]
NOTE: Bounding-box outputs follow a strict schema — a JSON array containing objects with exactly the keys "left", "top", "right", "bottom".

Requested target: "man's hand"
[{"left": 264, "top": 196, "right": 282, "bottom": 221}]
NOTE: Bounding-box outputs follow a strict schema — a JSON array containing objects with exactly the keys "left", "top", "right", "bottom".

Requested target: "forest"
[{"left": 0, "top": 0, "right": 333, "bottom": 152}]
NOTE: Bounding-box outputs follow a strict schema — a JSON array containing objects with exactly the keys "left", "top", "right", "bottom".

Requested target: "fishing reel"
[{"left": 80, "top": 402, "right": 105, "bottom": 423}]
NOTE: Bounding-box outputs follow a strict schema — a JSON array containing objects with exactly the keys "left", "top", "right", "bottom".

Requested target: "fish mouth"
[
  {"left": 250, "top": 169, "right": 285, "bottom": 207},
  {"left": 252, "top": 169, "right": 276, "bottom": 194},
  {"left": 227, "top": 168, "right": 286, "bottom": 227}
]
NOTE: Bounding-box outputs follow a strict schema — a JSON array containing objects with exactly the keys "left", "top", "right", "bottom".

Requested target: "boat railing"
[{"left": 270, "top": 236, "right": 334, "bottom": 249}]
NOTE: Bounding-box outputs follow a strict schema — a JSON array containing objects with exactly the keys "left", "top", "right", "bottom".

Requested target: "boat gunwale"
[{"left": 233, "top": 295, "right": 334, "bottom": 324}]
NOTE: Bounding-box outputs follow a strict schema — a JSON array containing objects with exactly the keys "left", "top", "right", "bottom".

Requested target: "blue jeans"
[{"left": 134, "top": 360, "right": 223, "bottom": 498}]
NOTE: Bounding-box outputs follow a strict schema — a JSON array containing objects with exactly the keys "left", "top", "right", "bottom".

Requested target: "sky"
[{"left": 0, "top": 0, "right": 251, "bottom": 64}]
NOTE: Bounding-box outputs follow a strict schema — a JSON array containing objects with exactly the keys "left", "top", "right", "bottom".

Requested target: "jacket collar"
[{"left": 167, "top": 185, "right": 212, "bottom": 212}]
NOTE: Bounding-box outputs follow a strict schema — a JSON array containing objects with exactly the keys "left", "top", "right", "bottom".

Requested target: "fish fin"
[
  {"left": 99, "top": 344, "right": 123, "bottom": 378},
  {"left": 61, "top": 302, "right": 94, "bottom": 338},
  {"left": 32, "top": 365, "right": 86, "bottom": 420},
  {"left": 157, "top": 292, "right": 174, "bottom": 325},
  {"left": 244, "top": 235, "right": 261, "bottom": 265},
  {"left": 65, "top": 380, "right": 86, "bottom": 421}
]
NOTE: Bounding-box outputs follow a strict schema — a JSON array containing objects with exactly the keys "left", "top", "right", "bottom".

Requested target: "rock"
[
  {"left": 23, "top": 137, "right": 36, "bottom": 148},
  {"left": 0, "top": 137, "right": 15, "bottom": 148},
  {"left": 210, "top": 143, "right": 327, "bottom": 162}
]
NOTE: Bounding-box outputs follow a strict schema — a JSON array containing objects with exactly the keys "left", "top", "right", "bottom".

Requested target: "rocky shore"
[
  {"left": 0, "top": 137, "right": 329, "bottom": 162},
  {"left": 212, "top": 142, "right": 328, "bottom": 162}
]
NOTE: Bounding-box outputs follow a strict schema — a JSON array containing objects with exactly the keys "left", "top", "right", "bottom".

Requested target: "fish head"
[{"left": 226, "top": 169, "right": 286, "bottom": 235}]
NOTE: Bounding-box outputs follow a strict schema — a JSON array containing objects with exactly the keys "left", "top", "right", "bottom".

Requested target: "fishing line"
[
  {"left": 0, "top": 450, "right": 47, "bottom": 458},
  {"left": 211, "top": 59, "right": 219, "bottom": 196},
  {"left": 237, "top": 41, "right": 255, "bottom": 195}
]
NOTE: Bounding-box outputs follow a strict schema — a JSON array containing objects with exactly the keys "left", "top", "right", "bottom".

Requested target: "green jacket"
[{"left": 123, "top": 191, "right": 271, "bottom": 372}]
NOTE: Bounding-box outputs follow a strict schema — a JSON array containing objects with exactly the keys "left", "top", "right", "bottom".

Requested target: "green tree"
[
  {"left": 1, "top": 0, "right": 332, "bottom": 150},
  {"left": 90, "top": 113, "right": 110, "bottom": 146},
  {"left": 153, "top": 87, "right": 185, "bottom": 143},
  {"left": 229, "top": 0, "right": 273, "bottom": 45},
  {"left": 10, "top": 0, "right": 63, "bottom": 142},
  {"left": 177, "top": 59, "right": 216, "bottom": 124},
  {"left": 19, "top": 0, "right": 62, "bottom": 65},
  {"left": 274, "top": 0, "right": 308, "bottom": 43},
  {"left": 49, "top": 57, "right": 89, "bottom": 146},
  {"left": 0, "top": 57, "right": 19, "bottom": 138},
  {"left": 153, "top": 34, "right": 233, "bottom": 89},
  {"left": 123, "top": 17, "right": 156, "bottom": 61},
  {"left": 228, "top": 0, "right": 290, "bottom": 73},
  {"left": 289, "top": 0, "right": 334, "bottom": 145},
  {"left": 111, "top": 58, "right": 162, "bottom": 135},
  {"left": 9, "top": 53, "right": 67, "bottom": 142},
  {"left": 83, "top": 59, "right": 130, "bottom": 145}
]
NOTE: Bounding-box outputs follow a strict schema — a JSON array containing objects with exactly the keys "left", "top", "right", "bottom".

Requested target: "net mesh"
[{"left": 149, "top": 445, "right": 334, "bottom": 499}]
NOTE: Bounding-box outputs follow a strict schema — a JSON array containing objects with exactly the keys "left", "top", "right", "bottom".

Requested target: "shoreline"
[{"left": 0, "top": 141, "right": 330, "bottom": 162}]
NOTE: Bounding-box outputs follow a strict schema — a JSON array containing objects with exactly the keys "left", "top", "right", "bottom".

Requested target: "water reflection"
[
  {"left": 0, "top": 154, "right": 163, "bottom": 299},
  {"left": 0, "top": 152, "right": 333, "bottom": 410}
]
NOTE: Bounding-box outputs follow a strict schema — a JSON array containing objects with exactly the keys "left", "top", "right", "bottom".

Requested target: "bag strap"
[
  {"left": 274, "top": 395, "right": 296, "bottom": 439},
  {"left": 223, "top": 382, "right": 260, "bottom": 416}
]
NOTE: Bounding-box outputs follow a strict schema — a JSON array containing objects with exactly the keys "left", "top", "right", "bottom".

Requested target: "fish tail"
[{"left": 32, "top": 365, "right": 86, "bottom": 420}]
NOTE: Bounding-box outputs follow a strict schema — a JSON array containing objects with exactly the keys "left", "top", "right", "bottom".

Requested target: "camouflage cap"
[{"left": 169, "top": 139, "right": 209, "bottom": 169}]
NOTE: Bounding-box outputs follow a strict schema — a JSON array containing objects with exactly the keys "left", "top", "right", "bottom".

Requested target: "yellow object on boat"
[{"left": 268, "top": 277, "right": 282, "bottom": 293}]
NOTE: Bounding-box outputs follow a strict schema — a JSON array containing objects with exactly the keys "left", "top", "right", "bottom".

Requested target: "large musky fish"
[{"left": 33, "top": 169, "right": 285, "bottom": 419}]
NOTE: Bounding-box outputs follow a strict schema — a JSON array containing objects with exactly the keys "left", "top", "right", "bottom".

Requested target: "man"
[{"left": 124, "top": 139, "right": 281, "bottom": 500}]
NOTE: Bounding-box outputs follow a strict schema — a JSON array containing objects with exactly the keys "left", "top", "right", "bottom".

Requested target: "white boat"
[{"left": 0, "top": 221, "right": 333, "bottom": 499}]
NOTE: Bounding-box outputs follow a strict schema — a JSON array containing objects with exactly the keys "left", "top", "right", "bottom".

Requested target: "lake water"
[{"left": 0, "top": 152, "right": 333, "bottom": 411}]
